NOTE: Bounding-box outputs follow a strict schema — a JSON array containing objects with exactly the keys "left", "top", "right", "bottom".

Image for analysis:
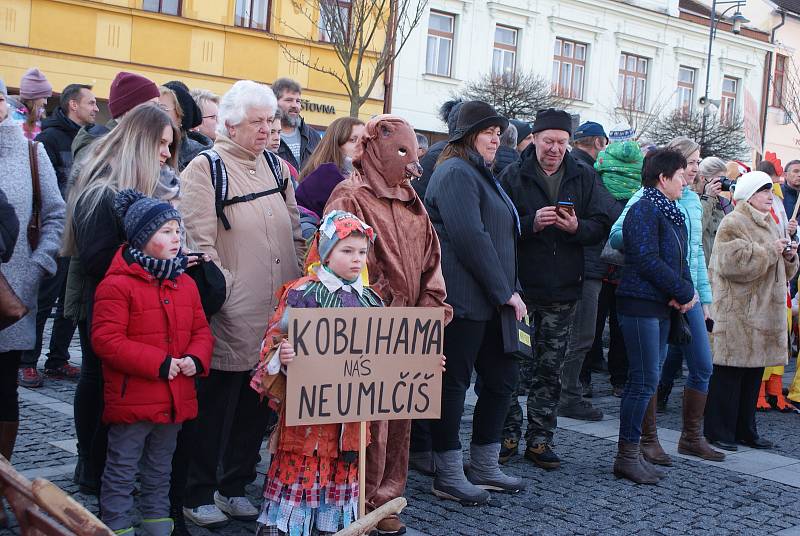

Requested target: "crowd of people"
[{"left": 1, "top": 64, "right": 799, "bottom": 536}]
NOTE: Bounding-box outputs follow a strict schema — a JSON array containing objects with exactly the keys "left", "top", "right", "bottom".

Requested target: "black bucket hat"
[
  {"left": 164, "top": 80, "right": 203, "bottom": 132},
  {"left": 449, "top": 101, "right": 508, "bottom": 143}
]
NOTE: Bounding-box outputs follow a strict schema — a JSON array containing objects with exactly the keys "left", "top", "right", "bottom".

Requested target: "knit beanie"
[
  {"left": 532, "top": 108, "right": 572, "bottom": 136},
  {"left": 164, "top": 80, "right": 202, "bottom": 131},
  {"left": 114, "top": 189, "right": 181, "bottom": 250},
  {"left": 109, "top": 72, "right": 160, "bottom": 119},
  {"left": 510, "top": 119, "right": 533, "bottom": 141},
  {"left": 19, "top": 68, "right": 52, "bottom": 100},
  {"left": 608, "top": 122, "right": 635, "bottom": 142},
  {"left": 732, "top": 171, "right": 772, "bottom": 203},
  {"left": 317, "top": 210, "right": 375, "bottom": 263}
]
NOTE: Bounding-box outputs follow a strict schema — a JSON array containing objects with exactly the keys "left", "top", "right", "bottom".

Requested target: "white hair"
[{"left": 217, "top": 80, "right": 277, "bottom": 137}]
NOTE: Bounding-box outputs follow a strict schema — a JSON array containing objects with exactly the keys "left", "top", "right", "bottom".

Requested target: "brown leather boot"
[
  {"left": 0, "top": 421, "right": 18, "bottom": 461},
  {"left": 640, "top": 396, "right": 672, "bottom": 466},
  {"left": 613, "top": 439, "right": 659, "bottom": 484},
  {"left": 678, "top": 388, "right": 725, "bottom": 461}
]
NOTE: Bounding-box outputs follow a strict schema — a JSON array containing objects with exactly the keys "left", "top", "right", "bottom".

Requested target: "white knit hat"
[
  {"left": 732, "top": 171, "right": 773, "bottom": 202},
  {"left": 608, "top": 122, "right": 635, "bottom": 142}
]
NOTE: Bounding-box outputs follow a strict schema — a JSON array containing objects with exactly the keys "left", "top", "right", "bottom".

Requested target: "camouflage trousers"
[{"left": 502, "top": 300, "right": 577, "bottom": 446}]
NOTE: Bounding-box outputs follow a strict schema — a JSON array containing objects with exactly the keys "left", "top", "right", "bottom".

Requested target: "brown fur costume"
[{"left": 325, "top": 115, "right": 452, "bottom": 513}]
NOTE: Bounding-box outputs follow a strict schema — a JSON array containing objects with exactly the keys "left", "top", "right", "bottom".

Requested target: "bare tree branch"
[
  {"left": 648, "top": 110, "right": 749, "bottom": 160},
  {"left": 455, "top": 73, "right": 567, "bottom": 120},
  {"left": 281, "top": 0, "right": 429, "bottom": 117},
  {"left": 600, "top": 85, "right": 674, "bottom": 141}
]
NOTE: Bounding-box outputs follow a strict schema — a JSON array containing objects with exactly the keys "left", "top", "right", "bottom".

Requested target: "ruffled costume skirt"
[{"left": 256, "top": 451, "right": 359, "bottom": 536}]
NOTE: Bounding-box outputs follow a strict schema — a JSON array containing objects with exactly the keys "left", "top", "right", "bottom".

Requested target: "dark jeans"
[
  {"left": 431, "top": 314, "right": 519, "bottom": 452},
  {"left": 73, "top": 320, "right": 108, "bottom": 481},
  {"left": 0, "top": 351, "right": 22, "bottom": 421},
  {"left": 19, "top": 257, "right": 76, "bottom": 369},
  {"left": 583, "top": 281, "right": 628, "bottom": 388},
  {"left": 658, "top": 303, "right": 713, "bottom": 393},
  {"left": 184, "top": 369, "right": 274, "bottom": 507},
  {"left": 704, "top": 365, "right": 763, "bottom": 444},
  {"left": 618, "top": 314, "right": 669, "bottom": 443},
  {"left": 409, "top": 420, "right": 432, "bottom": 453}
]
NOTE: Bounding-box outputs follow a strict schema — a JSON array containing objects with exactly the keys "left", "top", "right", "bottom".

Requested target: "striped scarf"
[{"left": 129, "top": 247, "right": 188, "bottom": 281}]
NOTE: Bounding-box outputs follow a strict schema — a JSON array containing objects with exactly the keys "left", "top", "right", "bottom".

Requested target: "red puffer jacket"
[{"left": 92, "top": 247, "right": 214, "bottom": 425}]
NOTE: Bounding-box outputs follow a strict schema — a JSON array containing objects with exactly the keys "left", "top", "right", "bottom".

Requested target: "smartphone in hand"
[{"left": 556, "top": 201, "right": 575, "bottom": 217}]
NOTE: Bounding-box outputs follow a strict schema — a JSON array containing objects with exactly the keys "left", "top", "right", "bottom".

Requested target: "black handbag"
[
  {"left": 667, "top": 227, "right": 692, "bottom": 345},
  {"left": 500, "top": 305, "right": 533, "bottom": 359},
  {"left": 186, "top": 259, "right": 226, "bottom": 317}
]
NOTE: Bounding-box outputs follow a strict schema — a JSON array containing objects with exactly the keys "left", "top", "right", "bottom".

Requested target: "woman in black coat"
[{"left": 424, "top": 101, "right": 526, "bottom": 505}]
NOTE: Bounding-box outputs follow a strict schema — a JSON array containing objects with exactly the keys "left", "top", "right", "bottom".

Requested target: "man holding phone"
[{"left": 498, "top": 109, "right": 616, "bottom": 470}]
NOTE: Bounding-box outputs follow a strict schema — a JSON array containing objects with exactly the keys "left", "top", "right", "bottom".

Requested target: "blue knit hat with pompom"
[{"left": 114, "top": 189, "right": 181, "bottom": 250}]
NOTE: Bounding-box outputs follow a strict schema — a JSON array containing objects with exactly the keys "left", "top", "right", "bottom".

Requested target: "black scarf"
[
  {"left": 642, "top": 187, "right": 685, "bottom": 227},
  {"left": 129, "top": 248, "right": 188, "bottom": 281}
]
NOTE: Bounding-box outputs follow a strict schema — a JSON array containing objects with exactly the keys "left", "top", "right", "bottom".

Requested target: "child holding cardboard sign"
[{"left": 251, "top": 210, "right": 383, "bottom": 536}]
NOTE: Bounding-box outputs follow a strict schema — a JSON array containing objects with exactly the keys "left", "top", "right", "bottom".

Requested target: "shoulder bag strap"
[{"left": 27, "top": 140, "right": 42, "bottom": 249}]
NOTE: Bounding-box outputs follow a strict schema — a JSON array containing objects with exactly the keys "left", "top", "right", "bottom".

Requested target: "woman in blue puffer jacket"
[{"left": 609, "top": 136, "right": 724, "bottom": 467}]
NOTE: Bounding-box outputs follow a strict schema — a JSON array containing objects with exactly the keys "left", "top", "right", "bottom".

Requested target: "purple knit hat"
[
  {"left": 19, "top": 68, "right": 52, "bottom": 100},
  {"left": 295, "top": 163, "right": 347, "bottom": 218}
]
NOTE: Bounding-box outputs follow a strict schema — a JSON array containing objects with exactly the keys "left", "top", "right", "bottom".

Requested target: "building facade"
[
  {"left": 0, "top": 0, "right": 384, "bottom": 126},
  {"left": 743, "top": 0, "right": 800, "bottom": 162},
  {"left": 392, "top": 0, "right": 772, "bottom": 161}
]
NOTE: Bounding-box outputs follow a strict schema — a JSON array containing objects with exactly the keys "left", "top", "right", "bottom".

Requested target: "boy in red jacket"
[{"left": 92, "top": 189, "right": 214, "bottom": 536}]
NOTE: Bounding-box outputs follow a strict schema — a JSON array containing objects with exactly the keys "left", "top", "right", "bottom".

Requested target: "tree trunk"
[{"left": 349, "top": 95, "right": 362, "bottom": 118}]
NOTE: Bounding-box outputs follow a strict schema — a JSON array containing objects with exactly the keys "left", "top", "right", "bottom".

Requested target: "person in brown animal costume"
[{"left": 325, "top": 114, "right": 452, "bottom": 535}]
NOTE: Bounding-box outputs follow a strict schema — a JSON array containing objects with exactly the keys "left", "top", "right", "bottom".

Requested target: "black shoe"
[
  {"left": 498, "top": 437, "right": 518, "bottom": 464},
  {"left": 739, "top": 437, "right": 773, "bottom": 449},
  {"left": 524, "top": 443, "right": 561, "bottom": 470},
  {"left": 171, "top": 506, "right": 194, "bottom": 536},
  {"left": 708, "top": 439, "right": 738, "bottom": 452},
  {"left": 589, "top": 359, "right": 607, "bottom": 373},
  {"left": 582, "top": 383, "right": 593, "bottom": 398},
  {"left": 558, "top": 400, "right": 603, "bottom": 421}
]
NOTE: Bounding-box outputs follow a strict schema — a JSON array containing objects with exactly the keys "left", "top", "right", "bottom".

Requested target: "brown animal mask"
[{"left": 356, "top": 114, "right": 422, "bottom": 201}]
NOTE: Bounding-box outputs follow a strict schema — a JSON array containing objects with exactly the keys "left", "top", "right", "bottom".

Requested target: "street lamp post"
[{"left": 701, "top": 0, "right": 749, "bottom": 150}]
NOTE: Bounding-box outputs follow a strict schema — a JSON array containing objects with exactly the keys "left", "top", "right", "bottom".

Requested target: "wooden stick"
[
  {"left": 335, "top": 497, "right": 407, "bottom": 536},
  {"left": 31, "top": 479, "right": 114, "bottom": 535},
  {"left": 792, "top": 193, "right": 800, "bottom": 221},
  {"left": 358, "top": 421, "right": 366, "bottom": 519}
]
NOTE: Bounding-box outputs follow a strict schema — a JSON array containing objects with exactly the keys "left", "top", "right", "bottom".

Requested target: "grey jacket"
[
  {"left": 425, "top": 150, "right": 519, "bottom": 321},
  {"left": 0, "top": 120, "right": 65, "bottom": 349}
]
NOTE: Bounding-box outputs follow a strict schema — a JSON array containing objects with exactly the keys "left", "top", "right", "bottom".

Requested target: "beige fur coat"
[{"left": 708, "top": 201, "right": 799, "bottom": 368}]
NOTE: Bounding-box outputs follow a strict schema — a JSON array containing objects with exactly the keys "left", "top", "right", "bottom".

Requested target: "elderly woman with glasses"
[{"left": 180, "top": 80, "right": 305, "bottom": 529}]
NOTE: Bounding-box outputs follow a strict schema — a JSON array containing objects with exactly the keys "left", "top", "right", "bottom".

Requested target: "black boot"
[{"left": 171, "top": 504, "right": 194, "bottom": 536}]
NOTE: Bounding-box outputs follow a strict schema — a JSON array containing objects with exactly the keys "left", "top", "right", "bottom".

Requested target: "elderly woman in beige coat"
[
  {"left": 704, "top": 171, "right": 799, "bottom": 453},
  {"left": 180, "top": 80, "right": 305, "bottom": 528}
]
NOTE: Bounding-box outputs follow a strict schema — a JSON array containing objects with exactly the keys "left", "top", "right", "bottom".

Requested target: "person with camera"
[
  {"left": 693, "top": 157, "right": 735, "bottom": 263},
  {"left": 704, "top": 171, "right": 798, "bottom": 451}
]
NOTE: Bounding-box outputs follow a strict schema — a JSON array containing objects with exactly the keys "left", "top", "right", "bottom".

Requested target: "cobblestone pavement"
[{"left": 5, "top": 324, "right": 800, "bottom": 535}]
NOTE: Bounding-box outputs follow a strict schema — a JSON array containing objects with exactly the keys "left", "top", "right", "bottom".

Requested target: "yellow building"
[{"left": 0, "top": 0, "right": 385, "bottom": 126}]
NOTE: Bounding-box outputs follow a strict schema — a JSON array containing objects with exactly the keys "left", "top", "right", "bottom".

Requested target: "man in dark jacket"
[
  {"left": 273, "top": 77, "right": 321, "bottom": 171},
  {"left": 499, "top": 109, "right": 615, "bottom": 469},
  {"left": 558, "top": 121, "right": 619, "bottom": 421},
  {"left": 18, "top": 84, "right": 98, "bottom": 387},
  {"left": 570, "top": 121, "right": 607, "bottom": 168}
]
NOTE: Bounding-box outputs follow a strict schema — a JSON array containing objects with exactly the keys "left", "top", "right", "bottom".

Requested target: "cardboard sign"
[{"left": 285, "top": 307, "right": 444, "bottom": 426}]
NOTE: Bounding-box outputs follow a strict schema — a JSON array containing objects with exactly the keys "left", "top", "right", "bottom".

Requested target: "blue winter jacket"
[
  {"left": 616, "top": 197, "right": 696, "bottom": 317},
  {"left": 609, "top": 186, "right": 712, "bottom": 304}
]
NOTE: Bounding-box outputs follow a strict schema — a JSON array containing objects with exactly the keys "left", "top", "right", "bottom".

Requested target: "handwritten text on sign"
[{"left": 285, "top": 307, "right": 444, "bottom": 426}]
